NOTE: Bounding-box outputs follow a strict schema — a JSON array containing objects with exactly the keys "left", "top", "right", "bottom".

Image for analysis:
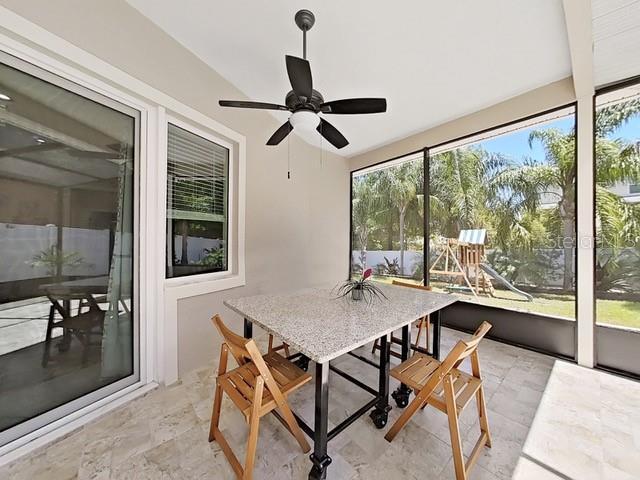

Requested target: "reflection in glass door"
[
  {"left": 0, "top": 55, "right": 138, "bottom": 445},
  {"left": 594, "top": 83, "right": 640, "bottom": 377}
]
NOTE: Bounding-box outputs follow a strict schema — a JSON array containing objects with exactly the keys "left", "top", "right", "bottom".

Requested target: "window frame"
[{"left": 164, "top": 116, "right": 235, "bottom": 283}]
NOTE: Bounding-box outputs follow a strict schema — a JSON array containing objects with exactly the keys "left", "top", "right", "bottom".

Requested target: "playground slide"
[{"left": 480, "top": 263, "right": 534, "bottom": 302}]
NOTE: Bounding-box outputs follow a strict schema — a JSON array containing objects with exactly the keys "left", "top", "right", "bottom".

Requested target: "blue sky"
[{"left": 475, "top": 114, "right": 640, "bottom": 164}]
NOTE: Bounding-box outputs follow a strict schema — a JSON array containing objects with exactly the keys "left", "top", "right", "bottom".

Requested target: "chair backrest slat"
[
  {"left": 455, "top": 321, "right": 492, "bottom": 363},
  {"left": 434, "top": 321, "right": 492, "bottom": 381},
  {"left": 212, "top": 314, "right": 254, "bottom": 364}
]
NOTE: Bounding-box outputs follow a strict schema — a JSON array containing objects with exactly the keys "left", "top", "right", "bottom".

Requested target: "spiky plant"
[{"left": 335, "top": 268, "right": 387, "bottom": 303}]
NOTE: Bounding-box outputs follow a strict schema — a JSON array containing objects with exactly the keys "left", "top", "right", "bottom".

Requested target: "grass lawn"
[{"left": 372, "top": 275, "right": 640, "bottom": 330}]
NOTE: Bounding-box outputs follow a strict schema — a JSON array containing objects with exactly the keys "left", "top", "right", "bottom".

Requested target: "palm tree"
[
  {"left": 381, "top": 161, "right": 422, "bottom": 274},
  {"left": 594, "top": 98, "right": 640, "bottom": 292},
  {"left": 352, "top": 173, "right": 381, "bottom": 270},
  {"left": 493, "top": 128, "right": 576, "bottom": 289},
  {"left": 491, "top": 100, "right": 640, "bottom": 291},
  {"left": 429, "top": 147, "right": 504, "bottom": 237}
]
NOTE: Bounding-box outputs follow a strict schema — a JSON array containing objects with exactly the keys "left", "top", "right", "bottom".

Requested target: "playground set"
[{"left": 429, "top": 229, "right": 533, "bottom": 302}]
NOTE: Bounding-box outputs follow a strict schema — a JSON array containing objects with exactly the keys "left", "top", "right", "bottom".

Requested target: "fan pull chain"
[
  {"left": 287, "top": 133, "right": 291, "bottom": 180},
  {"left": 320, "top": 129, "right": 324, "bottom": 168}
]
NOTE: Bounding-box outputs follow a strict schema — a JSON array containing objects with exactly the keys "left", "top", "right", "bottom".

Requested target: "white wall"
[{"left": 0, "top": 0, "right": 350, "bottom": 375}]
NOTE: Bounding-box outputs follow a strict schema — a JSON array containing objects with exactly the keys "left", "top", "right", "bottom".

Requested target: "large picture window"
[
  {"left": 427, "top": 106, "right": 576, "bottom": 320},
  {"left": 166, "top": 123, "right": 229, "bottom": 278},
  {"left": 350, "top": 106, "right": 577, "bottom": 323},
  {"left": 595, "top": 85, "right": 640, "bottom": 331},
  {"left": 351, "top": 152, "right": 425, "bottom": 282}
]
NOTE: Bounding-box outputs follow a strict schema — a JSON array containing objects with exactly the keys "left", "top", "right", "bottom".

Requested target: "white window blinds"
[{"left": 167, "top": 123, "right": 228, "bottom": 221}]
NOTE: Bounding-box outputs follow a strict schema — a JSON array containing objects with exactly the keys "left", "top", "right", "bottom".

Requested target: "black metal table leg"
[
  {"left": 243, "top": 318, "right": 252, "bottom": 338},
  {"left": 309, "top": 362, "right": 332, "bottom": 480},
  {"left": 391, "top": 324, "right": 412, "bottom": 408},
  {"left": 432, "top": 310, "right": 441, "bottom": 360},
  {"left": 370, "top": 334, "right": 391, "bottom": 428}
]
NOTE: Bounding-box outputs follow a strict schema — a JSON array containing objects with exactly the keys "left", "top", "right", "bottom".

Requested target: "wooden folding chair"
[
  {"left": 384, "top": 321, "right": 493, "bottom": 480},
  {"left": 371, "top": 280, "right": 431, "bottom": 357},
  {"left": 209, "top": 315, "right": 311, "bottom": 480},
  {"left": 267, "top": 334, "right": 290, "bottom": 357}
]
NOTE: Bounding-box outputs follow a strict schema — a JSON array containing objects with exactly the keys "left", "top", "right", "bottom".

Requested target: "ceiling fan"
[{"left": 218, "top": 9, "right": 387, "bottom": 149}]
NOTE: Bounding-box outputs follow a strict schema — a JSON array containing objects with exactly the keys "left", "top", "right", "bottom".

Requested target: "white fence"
[
  {"left": 352, "top": 248, "right": 578, "bottom": 288},
  {"left": 172, "top": 236, "right": 223, "bottom": 264},
  {"left": 351, "top": 250, "right": 422, "bottom": 277},
  {"left": 0, "top": 223, "right": 110, "bottom": 282}
]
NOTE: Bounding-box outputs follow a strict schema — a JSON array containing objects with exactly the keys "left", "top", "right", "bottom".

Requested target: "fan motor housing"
[{"left": 285, "top": 89, "right": 324, "bottom": 111}]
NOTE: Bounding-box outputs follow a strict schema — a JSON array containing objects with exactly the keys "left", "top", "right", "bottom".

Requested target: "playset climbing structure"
[{"left": 429, "top": 229, "right": 493, "bottom": 298}]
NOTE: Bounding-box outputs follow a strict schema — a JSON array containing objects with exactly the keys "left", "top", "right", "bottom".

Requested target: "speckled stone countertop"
[{"left": 224, "top": 284, "right": 457, "bottom": 363}]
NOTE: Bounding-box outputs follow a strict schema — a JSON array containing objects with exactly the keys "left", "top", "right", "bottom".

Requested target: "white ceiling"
[
  {"left": 593, "top": 0, "right": 640, "bottom": 87},
  {"left": 126, "top": 0, "right": 571, "bottom": 157}
]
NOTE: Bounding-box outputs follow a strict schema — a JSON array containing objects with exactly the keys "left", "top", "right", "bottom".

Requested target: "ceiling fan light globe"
[{"left": 289, "top": 110, "right": 320, "bottom": 131}]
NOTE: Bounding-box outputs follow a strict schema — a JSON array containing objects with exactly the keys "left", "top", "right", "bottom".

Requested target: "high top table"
[{"left": 224, "top": 283, "right": 456, "bottom": 480}]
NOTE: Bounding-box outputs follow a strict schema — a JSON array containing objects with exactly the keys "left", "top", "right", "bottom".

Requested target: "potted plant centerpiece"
[{"left": 335, "top": 268, "right": 387, "bottom": 303}]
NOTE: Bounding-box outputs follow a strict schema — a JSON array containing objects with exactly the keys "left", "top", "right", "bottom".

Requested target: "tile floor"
[
  {"left": 0, "top": 299, "right": 56, "bottom": 356},
  {"left": 1, "top": 327, "right": 638, "bottom": 480}
]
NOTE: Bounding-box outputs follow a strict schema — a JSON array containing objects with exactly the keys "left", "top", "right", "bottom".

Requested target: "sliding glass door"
[
  {"left": 0, "top": 54, "right": 138, "bottom": 445},
  {"left": 594, "top": 82, "right": 640, "bottom": 377}
]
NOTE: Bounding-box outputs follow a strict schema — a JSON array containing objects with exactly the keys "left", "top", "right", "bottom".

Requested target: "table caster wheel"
[
  {"left": 392, "top": 388, "right": 410, "bottom": 408},
  {"left": 369, "top": 408, "right": 389, "bottom": 429}
]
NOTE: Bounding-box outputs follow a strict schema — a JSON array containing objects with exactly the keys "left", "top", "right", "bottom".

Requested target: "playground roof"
[{"left": 458, "top": 229, "right": 487, "bottom": 245}]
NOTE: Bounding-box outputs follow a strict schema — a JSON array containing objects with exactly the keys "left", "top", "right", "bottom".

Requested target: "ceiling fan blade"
[
  {"left": 285, "top": 55, "right": 313, "bottom": 101},
  {"left": 320, "top": 98, "right": 387, "bottom": 114},
  {"left": 219, "top": 100, "right": 289, "bottom": 111},
  {"left": 317, "top": 118, "right": 349, "bottom": 149},
  {"left": 266, "top": 121, "right": 293, "bottom": 146}
]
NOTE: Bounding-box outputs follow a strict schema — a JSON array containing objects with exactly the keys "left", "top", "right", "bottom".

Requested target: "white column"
[
  {"left": 576, "top": 96, "right": 595, "bottom": 367},
  {"left": 563, "top": 0, "right": 596, "bottom": 367}
]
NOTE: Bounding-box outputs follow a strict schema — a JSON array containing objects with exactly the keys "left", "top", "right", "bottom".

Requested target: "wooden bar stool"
[
  {"left": 384, "top": 321, "right": 493, "bottom": 480},
  {"left": 371, "top": 280, "right": 431, "bottom": 357},
  {"left": 208, "top": 315, "right": 311, "bottom": 480}
]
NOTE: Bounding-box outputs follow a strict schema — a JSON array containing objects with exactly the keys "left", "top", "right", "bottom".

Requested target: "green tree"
[
  {"left": 594, "top": 99, "right": 640, "bottom": 292},
  {"left": 380, "top": 161, "right": 422, "bottom": 273},
  {"left": 491, "top": 128, "right": 576, "bottom": 289},
  {"left": 430, "top": 148, "right": 503, "bottom": 238},
  {"left": 352, "top": 173, "right": 381, "bottom": 270}
]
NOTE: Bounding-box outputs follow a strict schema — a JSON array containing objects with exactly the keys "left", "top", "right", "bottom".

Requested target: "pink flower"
[{"left": 362, "top": 268, "right": 372, "bottom": 280}]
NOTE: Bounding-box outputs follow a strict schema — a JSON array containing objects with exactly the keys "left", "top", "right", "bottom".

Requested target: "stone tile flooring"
[
  {"left": 1, "top": 327, "right": 638, "bottom": 479},
  {"left": 0, "top": 299, "right": 56, "bottom": 356}
]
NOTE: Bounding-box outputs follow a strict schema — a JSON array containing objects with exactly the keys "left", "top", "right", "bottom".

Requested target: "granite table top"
[{"left": 224, "top": 284, "right": 457, "bottom": 363}]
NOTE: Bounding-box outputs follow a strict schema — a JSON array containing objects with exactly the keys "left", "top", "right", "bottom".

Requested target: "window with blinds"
[{"left": 166, "top": 123, "right": 229, "bottom": 278}]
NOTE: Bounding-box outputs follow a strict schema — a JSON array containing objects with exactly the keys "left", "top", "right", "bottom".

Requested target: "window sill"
[{"left": 164, "top": 271, "right": 244, "bottom": 300}]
